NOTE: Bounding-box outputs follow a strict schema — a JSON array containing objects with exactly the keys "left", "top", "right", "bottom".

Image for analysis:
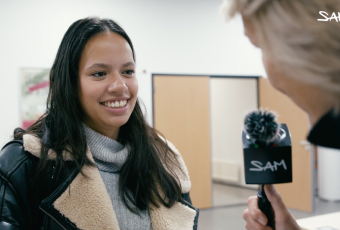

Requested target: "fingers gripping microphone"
[
  {"left": 242, "top": 110, "right": 293, "bottom": 230},
  {"left": 244, "top": 110, "right": 278, "bottom": 229}
]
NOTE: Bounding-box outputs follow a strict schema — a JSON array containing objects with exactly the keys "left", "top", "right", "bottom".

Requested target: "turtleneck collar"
[
  {"left": 83, "top": 124, "right": 128, "bottom": 173},
  {"left": 307, "top": 109, "right": 340, "bottom": 149}
]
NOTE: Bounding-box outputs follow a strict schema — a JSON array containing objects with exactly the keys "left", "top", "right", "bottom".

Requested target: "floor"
[
  {"left": 212, "top": 183, "right": 257, "bottom": 207},
  {"left": 197, "top": 183, "right": 340, "bottom": 230}
]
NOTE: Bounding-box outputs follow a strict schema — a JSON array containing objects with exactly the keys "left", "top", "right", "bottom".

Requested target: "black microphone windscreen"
[{"left": 244, "top": 110, "right": 280, "bottom": 144}]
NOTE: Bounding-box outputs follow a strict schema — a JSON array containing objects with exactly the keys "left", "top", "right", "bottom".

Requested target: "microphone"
[
  {"left": 244, "top": 110, "right": 280, "bottom": 146},
  {"left": 242, "top": 109, "right": 293, "bottom": 230}
]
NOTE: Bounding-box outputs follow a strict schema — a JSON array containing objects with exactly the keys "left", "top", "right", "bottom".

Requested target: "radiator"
[{"left": 212, "top": 160, "right": 240, "bottom": 183}]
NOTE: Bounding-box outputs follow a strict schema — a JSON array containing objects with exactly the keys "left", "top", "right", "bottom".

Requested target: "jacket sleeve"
[
  {"left": 0, "top": 178, "right": 25, "bottom": 229},
  {"left": 0, "top": 141, "right": 39, "bottom": 229}
]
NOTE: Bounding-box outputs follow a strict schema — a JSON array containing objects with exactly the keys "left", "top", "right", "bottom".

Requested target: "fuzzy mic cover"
[{"left": 244, "top": 110, "right": 280, "bottom": 145}]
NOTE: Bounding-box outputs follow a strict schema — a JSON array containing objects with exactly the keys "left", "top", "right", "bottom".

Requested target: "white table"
[{"left": 297, "top": 212, "right": 340, "bottom": 230}]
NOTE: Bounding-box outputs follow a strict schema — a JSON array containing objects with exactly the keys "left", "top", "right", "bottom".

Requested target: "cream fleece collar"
[{"left": 23, "top": 134, "right": 195, "bottom": 230}]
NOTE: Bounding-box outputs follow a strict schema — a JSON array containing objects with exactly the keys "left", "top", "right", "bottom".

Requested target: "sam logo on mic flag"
[{"left": 242, "top": 124, "right": 293, "bottom": 184}]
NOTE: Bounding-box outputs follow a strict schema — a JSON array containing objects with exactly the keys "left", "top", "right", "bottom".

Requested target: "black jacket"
[{"left": 0, "top": 137, "right": 199, "bottom": 230}]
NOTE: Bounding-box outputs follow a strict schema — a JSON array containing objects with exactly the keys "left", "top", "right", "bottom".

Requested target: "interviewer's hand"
[{"left": 243, "top": 185, "right": 301, "bottom": 230}]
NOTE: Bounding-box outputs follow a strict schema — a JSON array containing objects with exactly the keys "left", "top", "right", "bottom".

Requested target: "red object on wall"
[
  {"left": 28, "top": 81, "right": 49, "bottom": 92},
  {"left": 22, "top": 120, "right": 36, "bottom": 129}
]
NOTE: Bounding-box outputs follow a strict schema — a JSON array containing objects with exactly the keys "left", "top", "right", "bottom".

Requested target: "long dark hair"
[{"left": 14, "top": 17, "right": 184, "bottom": 212}]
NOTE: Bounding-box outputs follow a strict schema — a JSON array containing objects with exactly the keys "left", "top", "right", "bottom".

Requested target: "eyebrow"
[
  {"left": 86, "top": 63, "right": 111, "bottom": 70},
  {"left": 86, "top": 61, "right": 135, "bottom": 70},
  {"left": 122, "top": 61, "right": 135, "bottom": 68}
]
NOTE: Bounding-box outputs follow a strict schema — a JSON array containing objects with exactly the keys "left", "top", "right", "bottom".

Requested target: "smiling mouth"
[{"left": 100, "top": 99, "right": 128, "bottom": 108}]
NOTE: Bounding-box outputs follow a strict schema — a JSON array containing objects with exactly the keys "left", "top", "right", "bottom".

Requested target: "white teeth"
[{"left": 103, "top": 100, "right": 128, "bottom": 108}]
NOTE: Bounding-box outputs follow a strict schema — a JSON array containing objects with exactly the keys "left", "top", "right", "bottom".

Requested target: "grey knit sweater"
[{"left": 83, "top": 125, "right": 152, "bottom": 230}]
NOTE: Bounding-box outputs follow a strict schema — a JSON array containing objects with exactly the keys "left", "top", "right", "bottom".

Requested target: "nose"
[{"left": 108, "top": 73, "right": 128, "bottom": 94}]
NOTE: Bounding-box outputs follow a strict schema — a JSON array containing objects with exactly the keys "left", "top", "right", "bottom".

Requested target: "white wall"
[
  {"left": 210, "top": 78, "right": 258, "bottom": 188},
  {"left": 0, "top": 0, "right": 265, "bottom": 146}
]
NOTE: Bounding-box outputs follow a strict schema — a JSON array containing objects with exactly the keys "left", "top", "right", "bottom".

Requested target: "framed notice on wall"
[{"left": 21, "top": 68, "right": 50, "bottom": 129}]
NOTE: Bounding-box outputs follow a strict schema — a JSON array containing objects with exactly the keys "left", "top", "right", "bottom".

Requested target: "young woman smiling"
[{"left": 0, "top": 17, "right": 198, "bottom": 230}]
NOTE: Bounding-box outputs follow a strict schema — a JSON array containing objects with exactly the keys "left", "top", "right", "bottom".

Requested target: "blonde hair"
[{"left": 222, "top": 0, "right": 340, "bottom": 108}]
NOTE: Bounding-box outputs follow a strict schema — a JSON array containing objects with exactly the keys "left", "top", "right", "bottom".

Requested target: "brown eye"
[
  {"left": 92, "top": 71, "right": 106, "bottom": 77},
  {"left": 123, "top": 69, "right": 135, "bottom": 75}
]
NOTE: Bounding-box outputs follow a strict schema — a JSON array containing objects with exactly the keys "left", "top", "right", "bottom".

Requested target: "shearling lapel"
[
  {"left": 53, "top": 152, "right": 120, "bottom": 230},
  {"left": 24, "top": 134, "right": 120, "bottom": 230},
  {"left": 150, "top": 202, "right": 197, "bottom": 230},
  {"left": 53, "top": 163, "right": 197, "bottom": 230},
  {"left": 23, "top": 134, "right": 197, "bottom": 230}
]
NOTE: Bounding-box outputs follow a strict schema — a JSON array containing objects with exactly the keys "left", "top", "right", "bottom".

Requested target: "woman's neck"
[
  {"left": 286, "top": 81, "right": 335, "bottom": 127},
  {"left": 82, "top": 120, "right": 120, "bottom": 140}
]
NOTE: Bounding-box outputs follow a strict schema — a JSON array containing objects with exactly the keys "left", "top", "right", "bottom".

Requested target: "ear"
[{"left": 242, "top": 15, "right": 259, "bottom": 48}]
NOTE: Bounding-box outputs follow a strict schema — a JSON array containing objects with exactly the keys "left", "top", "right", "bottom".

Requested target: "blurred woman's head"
[{"left": 223, "top": 0, "right": 340, "bottom": 123}]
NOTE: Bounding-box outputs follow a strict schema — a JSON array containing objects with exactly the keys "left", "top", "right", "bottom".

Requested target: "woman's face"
[{"left": 78, "top": 31, "right": 138, "bottom": 140}]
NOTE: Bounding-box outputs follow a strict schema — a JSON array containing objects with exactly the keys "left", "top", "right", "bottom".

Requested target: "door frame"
[
  {"left": 151, "top": 73, "right": 260, "bottom": 126},
  {"left": 151, "top": 74, "right": 260, "bottom": 207}
]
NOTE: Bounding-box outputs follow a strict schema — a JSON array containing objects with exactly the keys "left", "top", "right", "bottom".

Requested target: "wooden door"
[
  {"left": 153, "top": 75, "right": 211, "bottom": 209},
  {"left": 259, "top": 78, "right": 313, "bottom": 212}
]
